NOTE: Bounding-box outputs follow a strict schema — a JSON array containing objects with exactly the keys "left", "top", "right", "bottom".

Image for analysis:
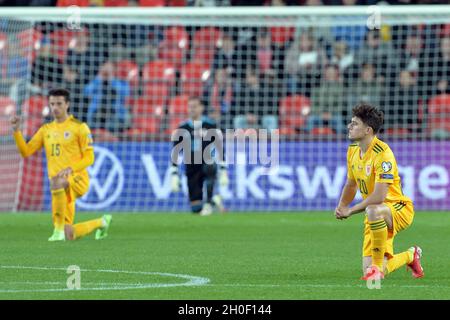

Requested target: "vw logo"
[{"left": 77, "top": 146, "right": 124, "bottom": 210}]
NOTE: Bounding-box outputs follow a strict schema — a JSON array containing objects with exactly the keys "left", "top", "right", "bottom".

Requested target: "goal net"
[{"left": 0, "top": 6, "right": 449, "bottom": 212}]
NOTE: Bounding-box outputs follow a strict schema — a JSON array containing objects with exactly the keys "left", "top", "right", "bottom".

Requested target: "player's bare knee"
[{"left": 365, "top": 205, "right": 383, "bottom": 221}]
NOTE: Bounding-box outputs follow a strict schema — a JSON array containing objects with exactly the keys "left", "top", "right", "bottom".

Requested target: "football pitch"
[{"left": 0, "top": 211, "right": 449, "bottom": 300}]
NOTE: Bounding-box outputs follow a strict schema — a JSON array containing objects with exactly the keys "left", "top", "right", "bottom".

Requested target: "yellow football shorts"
[
  {"left": 362, "top": 201, "right": 414, "bottom": 259},
  {"left": 64, "top": 173, "right": 89, "bottom": 225}
]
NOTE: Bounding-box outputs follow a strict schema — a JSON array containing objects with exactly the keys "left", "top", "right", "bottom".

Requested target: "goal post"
[{"left": 0, "top": 6, "right": 449, "bottom": 212}]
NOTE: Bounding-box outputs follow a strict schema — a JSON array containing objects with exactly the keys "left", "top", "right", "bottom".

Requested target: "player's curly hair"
[{"left": 352, "top": 103, "right": 384, "bottom": 134}]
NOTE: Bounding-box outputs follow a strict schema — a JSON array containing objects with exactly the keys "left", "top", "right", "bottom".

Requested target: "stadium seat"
[
  {"left": 129, "top": 91, "right": 164, "bottom": 136},
  {"left": 270, "top": 26, "right": 295, "bottom": 46},
  {"left": 139, "top": 0, "right": 165, "bottom": 6},
  {"left": 163, "top": 26, "right": 189, "bottom": 50},
  {"left": 167, "top": 0, "right": 186, "bottom": 5},
  {"left": 142, "top": 60, "right": 176, "bottom": 83},
  {"left": 180, "top": 62, "right": 210, "bottom": 97},
  {"left": 49, "top": 29, "right": 79, "bottom": 61},
  {"left": 142, "top": 83, "right": 170, "bottom": 107},
  {"left": 0, "top": 96, "right": 16, "bottom": 136},
  {"left": 56, "top": 0, "right": 89, "bottom": 6},
  {"left": 0, "top": 32, "right": 6, "bottom": 53},
  {"left": 193, "top": 27, "right": 223, "bottom": 50},
  {"left": 142, "top": 60, "right": 176, "bottom": 107},
  {"left": 385, "top": 128, "right": 411, "bottom": 138},
  {"left": 131, "top": 117, "right": 161, "bottom": 135},
  {"left": 167, "top": 115, "right": 186, "bottom": 135},
  {"left": 0, "top": 96, "right": 16, "bottom": 116},
  {"left": 16, "top": 28, "right": 43, "bottom": 62},
  {"left": 133, "top": 96, "right": 165, "bottom": 116},
  {"left": 428, "top": 94, "right": 450, "bottom": 133},
  {"left": 91, "top": 128, "right": 119, "bottom": 142},
  {"left": 115, "top": 60, "right": 139, "bottom": 91},
  {"left": 168, "top": 94, "right": 189, "bottom": 115},
  {"left": 103, "top": 0, "right": 129, "bottom": 5},
  {"left": 279, "top": 95, "right": 311, "bottom": 135},
  {"left": 192, "top": 48, "right": 216, "bottom": 68},
  {"left": 21, "top": 96, "right": 48, "bottom": 137},
  {"left": 21, "top": 96, "right": 48, "bottom": 118},
  {"left": 158, "top": 26, "right": 189, "bottom": 69},
  {"left": 192, "top": 27, "right": 223, "bottom": 67},
  {"left": 166, "top": 95, "right": 189, "bottom": 134},
  {"left": 310, "top": 127, "right": 335, "bottom": 136}
]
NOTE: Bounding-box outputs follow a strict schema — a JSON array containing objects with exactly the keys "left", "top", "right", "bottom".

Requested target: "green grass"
[{"left": 0, "top": 211, "right": 449, "bottom": 300}]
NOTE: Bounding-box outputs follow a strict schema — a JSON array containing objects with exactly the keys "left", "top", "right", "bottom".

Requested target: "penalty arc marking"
[{"left": 0, "top": 265, "right": 210, "bottom": 293}]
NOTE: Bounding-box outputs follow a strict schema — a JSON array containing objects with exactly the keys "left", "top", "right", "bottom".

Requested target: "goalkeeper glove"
[
  {"left": 169, "top": 164, "right": 180, "bottom": 192},
  {"left": 218, "top": 165, "right": 229, "bottom": 187}
]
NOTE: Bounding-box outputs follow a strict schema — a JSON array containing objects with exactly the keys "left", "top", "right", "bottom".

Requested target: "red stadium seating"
[
  {"left": 56, "top": 0, "right": 89, "bottom": 6},
  {"left": 49, "top": 29, "right": 78, "bottom": 61},
  {"left": 115, "top": 60, "right": 139, "bottom": 91},
  {"left": 310, "top": 127, "right": 335, "bottom": 136},
  {"left": 193, "top": 27, "right": 223, "bottom": 49},
  {"left": 192, "top": 27, "right": 223, "bottom": 67},
  {"left": 0, "top": 32, "right": 6, "bottom": 77},
  {"left": 133, "top": 96, "right": 165, "bottom": 117},
  {"left": 139, "top": 0, "right": 165, "bottom": 6},
  {"left": 16, "top": 28, "right": 43, "bottom": 62},
  {"left": 167, "top": 0, "right": 185, "bottom": 5},
  {"left": 279, "top": 95, "right": 311, "bottom": 135},
  {"left": 158, "top": 26, "right": 189, "bottom": 69},
  {"left": 142, "top": 60, "right": 176, "bottom": 83},
  {"left": 0, "top": 96, "right": 16, "bottom": 136},
  {"left": 126, "top": 97, "right": 164, "bottom": 137},
  {"left": 103, "top": 0, "right": 129, "bottom": 5},
  {"left": 0, "top": 96, "right": 15, "bottom": 116},
  {"left": 270, "top": 27, "right": 295, "bottom": 46},
  {"left": 142, "top": 83, "right": 170, "bottom": 107},
  {"left": 168, "top": 94, "right": 189, "bottom": 115},
  {"left": 385, "top": 128, "right": 410, "bottom": 136},
  {"left": 142, "top": 60, "right": 176, "bottom": 107},
  {"left": 0, "top": 32, "right": 6, "bottom": 52},
  {"left": 21, "top": 96, "right": 48, "bottom": 137},
  {"left": 168, "top": 115, "right": 186, "bottom": 134},
  {"left": 428, "top": 94, "right": 450, "bottom": 133},
  {"left": 91, "top": 129, "right": 119, "bottom": 142},
  {"left": 180, "top": 62, "right": 210, "bottom": 97},
  {"left": 166, "top": 95, "right": 189, "bottom": 134},
  {"left": 164, "top": 26, "right": 189, "bottom": 49},
  {"left": 21, "top": 96, "right": 48, "bottom": 118}
]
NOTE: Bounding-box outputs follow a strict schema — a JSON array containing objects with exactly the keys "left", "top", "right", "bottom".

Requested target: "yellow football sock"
[
  {"left": 369, "top": 219, "right": 387, "bottom": 270},
  {"left": 386, "top": 250, "right": 414, "bottom": 274},
  {"left": 73, "top": 219, "right": 104, "bottom": 240},
  {"left": 51, "top": 188, "right": 67, "bottom": 232}
]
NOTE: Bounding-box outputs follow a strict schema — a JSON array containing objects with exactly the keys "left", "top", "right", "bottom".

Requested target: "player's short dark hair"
[
  {"left": 48, "top": 88, "right": 70, "bottom": 103},
  {"left": 352, "top": 103, "right": 384, "bottom": 134},
  {"left": 188, "top": 96, "right": 204, "bottom": 105}
]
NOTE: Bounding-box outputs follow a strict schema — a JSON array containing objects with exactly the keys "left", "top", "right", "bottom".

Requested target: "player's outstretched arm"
[{"left": 10, "top": 115, "right": 43, "bottom": 158}]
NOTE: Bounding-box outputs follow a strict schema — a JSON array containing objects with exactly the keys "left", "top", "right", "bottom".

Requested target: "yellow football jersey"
[
  {"left": 347, "top": 136, "right": 411, "bottom": 204},
  {"left": 14, "top": 115, "right": 94, "bottom": 179}
]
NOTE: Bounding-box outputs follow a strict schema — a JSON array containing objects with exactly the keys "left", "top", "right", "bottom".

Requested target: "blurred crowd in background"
[{"left": 0, "top": 6, "right": 449, "bottom": 140}]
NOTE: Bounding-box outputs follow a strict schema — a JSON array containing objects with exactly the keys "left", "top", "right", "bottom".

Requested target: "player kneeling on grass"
[
  {"left": 335, "top": 103, "right": 423, "bottom": 281},
  {"left": 11, "top": 88, "right": 112, "bottom": 241},
  {"left": 170, "top": 97, "right": 228, "bottom": 216}
]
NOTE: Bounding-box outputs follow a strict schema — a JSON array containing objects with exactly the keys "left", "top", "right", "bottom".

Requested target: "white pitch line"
[
  {"left": 0, "top": 265, "right": 210, "bottom": 293},
  {"left": 205, "top": 283, "right": 448, "bottom": 289}
]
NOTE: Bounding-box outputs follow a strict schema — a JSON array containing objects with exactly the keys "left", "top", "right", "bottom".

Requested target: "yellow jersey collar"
[{"left": 54, "top": 114, "right": 72, "bottom": 125}]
